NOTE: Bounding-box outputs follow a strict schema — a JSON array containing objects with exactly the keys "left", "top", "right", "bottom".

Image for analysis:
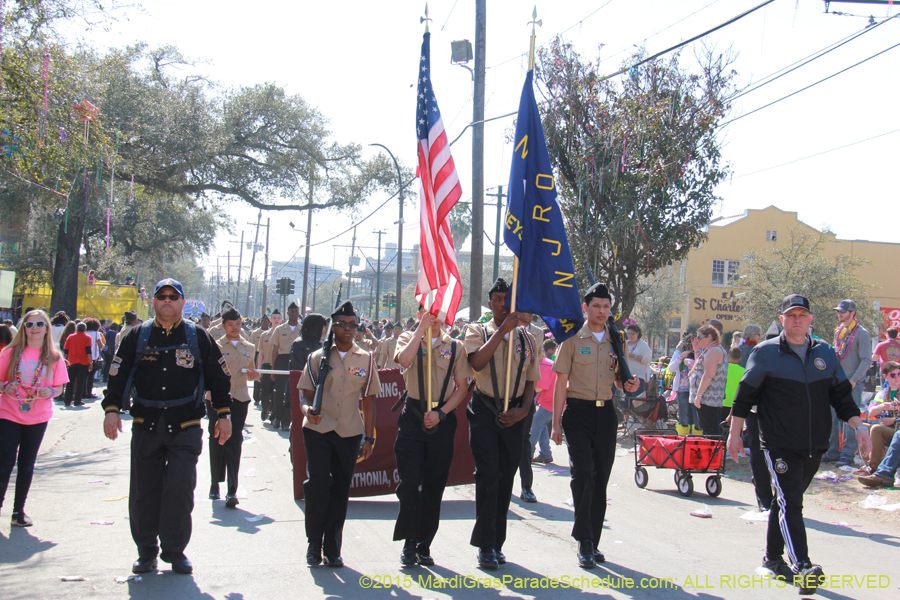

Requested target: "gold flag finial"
[
  {"left": 527, "top": 6, "right": 542, "bottom": 71},
  {"left": 420, "top": 3, "right": 432, "bottom": 32}
]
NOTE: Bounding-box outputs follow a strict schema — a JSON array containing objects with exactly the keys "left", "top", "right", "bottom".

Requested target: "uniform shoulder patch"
[{"left": 814, "top": 357, "right": 826, "bottom": 370}]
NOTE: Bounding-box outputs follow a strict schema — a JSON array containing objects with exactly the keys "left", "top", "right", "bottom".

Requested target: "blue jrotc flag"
[{"left": 503, "top": 70, "right": 585, "bottom": 343}]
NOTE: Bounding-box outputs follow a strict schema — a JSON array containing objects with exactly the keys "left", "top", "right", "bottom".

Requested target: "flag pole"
[
  {"left": 503, "top": 8, "right": 541, "bottom": 414},
  {"left": 422, "top": 2, "right": 434, "bottom": 413}
]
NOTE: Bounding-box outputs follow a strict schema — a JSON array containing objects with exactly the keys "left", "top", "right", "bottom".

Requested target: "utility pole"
[
  {"left": 470, "top": 0, "right": 486, "bottom": 322},
  {"left": 215, "top": 256, "right": 221, "bottom": 307},
  {"left": 245, "top": 211, "right": 262, "bottom": 316},
  {"left": 231, "top": 231, "right": 244, "bottom": 295},
  {"left": 374, "top": 230, "right": 385, "bottom": 319},
  {"left": 262, "top": 217, "right": 270, "bottom": 315},
  {"left": 301, "top": 174, "right": 314, "bottom": 313},
  {"left": 347, "top": 225, "right": 357, "bottom": 300},
  {"left": 227, "top": 251, "right": 232, "bottom": 301},
  {"left": 486, "top": 185, "right": 506, "bottom": 282},
  {"left": 311, "top": 264, "right": 319, "bottom": 311}
]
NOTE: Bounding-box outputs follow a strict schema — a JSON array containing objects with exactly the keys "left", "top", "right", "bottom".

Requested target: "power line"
[
  {"left": 720, "top": 39, "right": 900, "bottom": 127},
  {"left": 599, "top": 0, "right": 724, "bottom": 68},
  {"left": 600, "top": 0, "right": 776, "bottom": 82},
  {"left": 488, "top": 0, "right": 619, "bottom": 70},
  {"left": 732, "top": 125, "right": 900, "bottom": 179},
  {"left": 730, "top": 12, "right": 899, "bottom": 102}
]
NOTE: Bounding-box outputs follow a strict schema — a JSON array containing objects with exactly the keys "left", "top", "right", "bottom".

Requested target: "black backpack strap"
[
  {"left": 416, "top": 345, "right": 426, "bottom": 414},
  {"left": 436, "top": 340, "right": 457, "bottom": 406},
  {"left": 182, "top": 320, "right": 204, "bottom": 408},
  {"left": 121, "top": 321, "right": 155, "bottom": 404},
  {"left": 510, "top": 328, "right": 527, "bottom": 409}
]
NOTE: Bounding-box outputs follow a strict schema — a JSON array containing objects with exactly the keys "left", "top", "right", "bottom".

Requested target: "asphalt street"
[{"left": 0, "top": 385, "right": 897, "bottom": 600}]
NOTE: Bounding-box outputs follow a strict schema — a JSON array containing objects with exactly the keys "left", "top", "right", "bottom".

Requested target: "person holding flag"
[{"left": 391, "top": 24, "right": 474, "bottom": 568}]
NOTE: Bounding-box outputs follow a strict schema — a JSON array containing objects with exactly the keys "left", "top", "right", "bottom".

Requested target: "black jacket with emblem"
[
  {"left": 102, "top": 319, "right": 233, "bottom": 430},
  {"left": 733, "top": 332, "right": 858, "bottom": 454}
]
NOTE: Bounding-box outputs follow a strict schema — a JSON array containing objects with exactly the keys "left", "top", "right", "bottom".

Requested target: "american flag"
[{"left": 415, "top": 32, "right": 462, "bottom": 325}]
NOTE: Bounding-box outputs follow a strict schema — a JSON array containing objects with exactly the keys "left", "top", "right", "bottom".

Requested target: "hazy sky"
[{"left": 74, "top": 0, "right": 900, "bottom": 284}]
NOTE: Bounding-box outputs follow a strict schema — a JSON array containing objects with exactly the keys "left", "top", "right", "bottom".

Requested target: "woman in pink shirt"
[
  {"left": 0, "top": 309, "right": 69, "bottom": 527},
  {"left": 530, "top": 339, "right": 558, "bottom": 463}
]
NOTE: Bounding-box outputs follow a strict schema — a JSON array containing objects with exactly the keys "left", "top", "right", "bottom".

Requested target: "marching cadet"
[
  {"left": 257, "top": 309, "right": 282, "bottom": 422},
  {"left": 269, "top": 302, "right": 302, "bottom": 430},
  {"left": 464, "top": 278, "right": 540, "bottom": 570},
  {"left": 207, "top": 307, "right": 260, "bottom": 507},
  {"left": 551, "top": 282, "right": 639, "bottom": 569},
  {"left": 393, "top": 307, "right": 473, "bottom": 567},
  {"left": 103, "top": 278, "right": 233, "bottom": 576},
  {"left": 298, "top": 301, "right": 379, "bottom": 568},
  {"left": 248, "top": 315, "right": 270, "bottom": 405},
  {"left": 377, "top": 322, "right": 404, "bottom": 369}
]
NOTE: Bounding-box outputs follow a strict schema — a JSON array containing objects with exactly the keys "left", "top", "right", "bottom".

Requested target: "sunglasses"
[
  {"left": 887, "top": 373, "right": 900, "bottom": 379},
  {"left": 154, "top": 294, "right": 182, "bottom": 301},
  {"left": 696, "top": 335, "right": 706, "bottom": 340},
  {"left": 24, "top": 321, "right": 47, "bottom": 329},
  {"left": 332, "top": 322, "right": 358, "bottom": 330},
  {"left": 836, "top": 310, "right": 848, "bottom": 314}
]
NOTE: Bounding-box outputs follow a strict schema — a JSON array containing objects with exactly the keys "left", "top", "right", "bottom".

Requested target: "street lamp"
[{"left": 369, "top": 143, "right": 405, "bottom": 323}]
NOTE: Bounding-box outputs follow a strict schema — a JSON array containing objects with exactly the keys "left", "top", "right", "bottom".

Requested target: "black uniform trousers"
[
  {"left": 467, "top": 391, "right": 526, "bottom": 551},
  {"left": 562, "top": 398, "right": 617, "bottom": 547},
  {"left": 252, "top": 352, "right": 261, "bottom": 404},
  {"left": 393, "top": 404, "right": 457, "bottom": 549},
  {"left": 271, "top": 354, "right": 291, "bottom": 427},
  {"left": 746, "top": 413, "right": 773, "bottom": 511},
  {"left": 519, "top": 401, "right": 536, "bottom": 489},
  {"left": 763, "top": 448, "right": 823, "bottom": 569},
  {"left": 64, "top": 363, "right": 89, "bottom": 405},
  {"left": 206, "top": 400, "right": 249, "bottom": 495},
  {"left": 129, "top": 412, "right": 203, "bottom": 560},
  {"left": 259, "top": 362, "right": 274, "bottom": 418},
  {"left": 303, "top": 428, "right": 361, "bottom": 558}
]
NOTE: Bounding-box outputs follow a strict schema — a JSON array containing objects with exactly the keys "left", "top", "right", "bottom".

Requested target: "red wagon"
[{"left": 633, "top": 430, "right": 726, "bottom": 497}]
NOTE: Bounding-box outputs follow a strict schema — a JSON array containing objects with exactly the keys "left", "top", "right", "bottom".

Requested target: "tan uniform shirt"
[
  {"left": 272, "top": 322, "right": 302, "bottom": 356},
  {"left": 395, "top": 330, "right": 474, "bottom": 403},
  {"left": 528, "top": 323, "right": 545, "bottom": 345},
  {"left": 116, "top": 324, "right": 133, "bottom": 353},
  {"left": 207, "top": 322, "right": 224, "bottom": 340},
  {"left": 249, "top": 327, "right": 265, "bottom": 351},
  {"left": 464, "top": 320, "right": 540, "bottom": 400},
  {"left": 297, "top": 342, "right": 381, "bottom": 438},
  {"left": 552, "top": 322, "right": 618, "bottom": 401},
  {"left": 378, "top": 336, "right": 401, "bottom": 369},
  {"left": 217, "top": 336, "right": 256, "bottom": 402},
  {"left": 258, "top": 329, "right": 278, "bottom": 365}
]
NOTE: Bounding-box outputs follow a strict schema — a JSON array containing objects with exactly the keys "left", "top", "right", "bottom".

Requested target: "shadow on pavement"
[
  {"left": 0, "top": 527, "right": 58, "bottom": 563},
  {"left": 806, "top": 518, "right": 900, "bottom": 548},
  {"left": 123, "top": 571, "right": 217, "bottom": 600}
]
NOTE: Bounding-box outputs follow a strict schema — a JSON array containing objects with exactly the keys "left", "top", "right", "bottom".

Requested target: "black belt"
[
  {"left": 473, "top": 388, "right": 524, "bottom": 418},
  {"left": 133, "top": 393, "right": 198, "bottom": 409},
  {"left": 568, "top": 397, "right": 613, "bottom": 407}
]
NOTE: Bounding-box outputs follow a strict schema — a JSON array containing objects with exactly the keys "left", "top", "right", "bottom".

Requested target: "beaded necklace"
[
  {"left": 833, "top": 319, "right": 858, "bottom": 360},
  {"left": 13, "top": 357, "right": 45, "bottom": 413}
]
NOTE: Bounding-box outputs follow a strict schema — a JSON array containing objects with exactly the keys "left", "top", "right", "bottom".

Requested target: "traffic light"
[
  {"left": 388, "top": 294, "right": 395, "bottom": 308},
  {"left": 276, "top": 278, "right": 286, "bottom": 295},
  {"left": 287, "top": 278, "right": 295, "bottom": 295},
  {"left": 382, "top": 293, "right": 390, "bottom": 309}
]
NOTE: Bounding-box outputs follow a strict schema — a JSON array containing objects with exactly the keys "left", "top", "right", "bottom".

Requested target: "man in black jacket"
[
  {"left": 103, "top": 278, "right": 233, "bottom": 576},
  {"left": 727, "top": 294, "right": 871, "bottom": 595}
]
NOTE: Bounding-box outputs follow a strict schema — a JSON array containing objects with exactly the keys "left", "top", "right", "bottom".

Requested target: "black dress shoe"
[
  {"left": 477, "top": 548, "right": 498, "bottom": 570},
  {"left": 593, "top": 549, "right": 606, "bottom": 563},
  {"left": 416, "top": 546, "right": 435, "bottom": 566},
  {"left": 577, "top": 540, "right": 596, "bottom": 569},
  {"left": 225, "top": 495, "right": 239, "bottom": 508},
  {"left": 520, "top": 488, "right": 537, "bottom": 503},
  {"left": 208, "top": 485, "right": 220, "bottom": 500},
  {"left": 171, "top": 557, "right": 193, "bottom": 574},
  {"left": 400, "top": 546, "right": 418, "bottom": 567},
  {"left": 132, "top": 557, "right": 157, "bottom": 574},
  {"left": 306, "top": 545, "right": 322, "bottom": 566},
  {"left": 494, "top": 549, "right": 506, "bottom": 564},
  {"left": 324, "top": 555, "right": 344, "bottom": 568}
]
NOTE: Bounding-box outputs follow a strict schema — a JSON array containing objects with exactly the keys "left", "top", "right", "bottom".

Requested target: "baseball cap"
[
  {"left": 833, "top": 299, "right": 857, "bottom": 313},
  {"left": 154, "top": 278, "right": 185, "bottom": 298},
  {"left": 781, "top": 294, "right": 810, "bottom": 314}
]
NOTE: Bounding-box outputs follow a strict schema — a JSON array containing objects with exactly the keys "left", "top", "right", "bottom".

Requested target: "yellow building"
[{"left": 671, "top": 205, "right": 900, "bottom": 337}]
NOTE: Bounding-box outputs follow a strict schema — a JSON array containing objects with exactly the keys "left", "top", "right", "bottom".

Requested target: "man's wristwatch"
[
  {"left": 364, "top": 436, "right": 375, "bottom": 444},
  {"left": 438, "top": 410, "right": 447, "bottom": 422},
  {"left": 218, "top": 414, "right": 229, "bottom": 421}
]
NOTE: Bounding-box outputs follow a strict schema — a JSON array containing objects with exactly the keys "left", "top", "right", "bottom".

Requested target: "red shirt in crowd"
[
  {"left": 63, "top": 331, "right": 93, "bottom": 366},
  {"left": 874, "top": 339, "right": 900, "bottom": 366}
]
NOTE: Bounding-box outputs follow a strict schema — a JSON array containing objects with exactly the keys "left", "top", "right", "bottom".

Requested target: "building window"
[
  {"left": 766, "top": 230, "right": 777, "bottom": 242},
  {"left": 712, "top": 259, "right": 740, "bottom": 286},
  {"left": 669, "top": 318, "right": 682, "bottom": 330}
]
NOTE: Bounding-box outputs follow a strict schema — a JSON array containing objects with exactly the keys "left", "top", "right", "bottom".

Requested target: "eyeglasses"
[
  {"left": 836, "top": 310, "right": 848, "bottom": 314},
  {"left": 332, "top": 322, "right": 357, "bottom": 330},
  {"left": 154, "top": 294, "right": 182, "bottom": 301},
  {"left": 24, "top": 321, "right": 47, "bottom": 329},
  {"left": 887, "top": 373, "right": 900, "bottom": 379},
  {"left": 696, "top": 335, "right": 706, "bottom": 340}
]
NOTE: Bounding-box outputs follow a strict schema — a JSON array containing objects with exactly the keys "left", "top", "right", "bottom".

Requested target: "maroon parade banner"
[{"left": 290, "top": 368, "right": 475, "bottom": 499}]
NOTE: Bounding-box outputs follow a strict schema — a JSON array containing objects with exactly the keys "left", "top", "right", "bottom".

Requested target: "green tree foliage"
[
  {"left": 738, "top": 228, "right": 885, "bottom": 337},
  {"left": 632, "top": 265, "right": 684, "bottom": 353},
  {"left": 536, "top": 40, "right": 735, "bottom": 319}
]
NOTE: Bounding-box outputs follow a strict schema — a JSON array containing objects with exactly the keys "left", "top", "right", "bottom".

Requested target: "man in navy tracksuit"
[{"left": 727, "top": 294, "right": 871, "bottom": 595}]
